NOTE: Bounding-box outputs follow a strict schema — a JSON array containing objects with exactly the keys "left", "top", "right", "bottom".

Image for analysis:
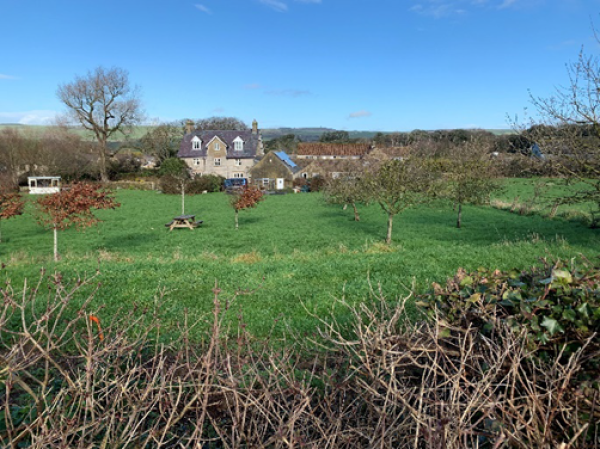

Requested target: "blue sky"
[{"left": 1, "top": 0, "right": 599, "bottom": 131}]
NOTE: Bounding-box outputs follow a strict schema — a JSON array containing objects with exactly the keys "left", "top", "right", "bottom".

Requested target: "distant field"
[
  {"left": 0, "top": 124, "right": 153, "bottom": 141},
  {"left": 0, "top": 183, "right": 597, "bottom": 341}
]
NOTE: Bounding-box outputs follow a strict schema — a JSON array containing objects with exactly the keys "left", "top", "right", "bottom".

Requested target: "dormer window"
[
  {"left": 215, "top": 142, "right": 221, "bottom": 151},
  {"left": 192, "top": 136, "right": 201, "bottom": 150},
  {"left": 233, "top": 136, "right": 244, "bottom": 151}
]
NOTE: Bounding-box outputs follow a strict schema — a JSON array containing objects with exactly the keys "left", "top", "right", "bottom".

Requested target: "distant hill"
[{"left": 0, "top": 124, "right": 516, "bottom": 143}]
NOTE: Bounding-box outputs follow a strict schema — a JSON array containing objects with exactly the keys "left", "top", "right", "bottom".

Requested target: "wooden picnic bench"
[{"left": 166, "top": 214, "right": 203, "bottom": 231}]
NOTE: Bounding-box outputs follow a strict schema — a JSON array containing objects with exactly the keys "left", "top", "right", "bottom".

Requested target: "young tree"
[
  {"left": 323, "top": 162, "right": 368, "bottom": 221},
  {"left": 363, "top": 158, "right": 434, "bottom": 244},
  {"left": 230, "top": 187, "right": 264, "bottom": 230},
  {"left": 57, "top": 66, "right": 143, "bottom": 182},
  {"left": 159, "top": 158, "right": 191, "bottom": 215},
  {"left": 0, "top": 191, "right": 24, "bottom": 243},
  {"left": 36, "top": 183, "right": 120, "bottom": 261},
  {"left": 442, "top": 140, "right": 503, "bottom": 228}
]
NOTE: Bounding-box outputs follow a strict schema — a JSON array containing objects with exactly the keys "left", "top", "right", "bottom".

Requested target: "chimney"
[
  {"left": 252, "top": 119, "right": 258, "bottom": 135},
  {"left": 185, "top": 120, "right": 195, "bottom": 135}
]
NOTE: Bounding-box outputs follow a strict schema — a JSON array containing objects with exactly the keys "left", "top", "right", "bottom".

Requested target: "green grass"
[
  {"left": 1, "top": 185, "right": 598, "bottom": 340},
  {"left": 494, "top": 178, "right": 598, "bottom": 218}
]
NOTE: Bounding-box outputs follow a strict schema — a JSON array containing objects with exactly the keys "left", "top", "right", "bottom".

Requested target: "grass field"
[{"left": 1, "top": 183, "right": 598, "bottom": 340}]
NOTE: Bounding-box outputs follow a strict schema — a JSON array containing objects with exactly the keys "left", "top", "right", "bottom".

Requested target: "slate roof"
[{"left": 178, "top": 129, "right": 260, "bottom": 159}]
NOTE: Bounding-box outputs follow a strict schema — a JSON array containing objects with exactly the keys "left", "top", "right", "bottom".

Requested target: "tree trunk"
[
  {"left": 352, "top": 202, "right": 360, "bottom": 221},
  {"left": 234, "top": 209, "right": 239, "bottom": 230},
  {"left": 99, "top": 136, "right": 108, "bottom": 182},
  {"left": 385, "top": 212, "right": 394, "bottom": 244},
  {"left": 53, "top": 226, "right": 59, "bottom": 261},
  {"left": 181, "top": 182, "right": 185, "bottom": 215},
  {"left": 457, "top": 202, "right": 462, "bottom": 229}
]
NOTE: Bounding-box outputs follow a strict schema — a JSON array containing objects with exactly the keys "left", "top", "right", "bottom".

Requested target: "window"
[
  {"left": 233, "top": 173, "right": 244, "bottom": 178},
  {"left": 214, "top": 158, "right": 221, "bottom": 166},
  {"left": 234, "top": 138, "right": 244, "bottom": 151},
  {"left": 234, "top": 158, "right": 242, "bottom": 166},
  {"left": 192, "top": 137, "right": 201, "bottom": 150},
  {"left": 193, "top": 158, "right": 201, "bottom": 166},
  {"left": 262, "top": 179, "right": 270, "bottom": 186},
  {"left": 301, "top": 173, "right": 308, "bottom": 179},
  {"left": 215, "top": 142, "right": 220, "bottom": 151}
]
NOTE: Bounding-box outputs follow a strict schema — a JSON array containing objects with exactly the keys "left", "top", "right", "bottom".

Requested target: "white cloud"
[
  {"left": 194, "top": 4, "right": 211, "bottom": 14},
  {"left": 0, "top": 74, "right": 18, "bottom": 80},
  {"left": 259, "top": 0, "right": 288, "bottom": 12},
  {"left": 0, "top": 110, "right": 58, "bottom": 125},
  {"left": 348, "top": 110, "right": 372, "bottom": 119},
  {"left": 498, "top": 0, "right": 517, "bottom": 8},
  {"left": 244, "top": 83, "right": 261, "bottom": 90}
]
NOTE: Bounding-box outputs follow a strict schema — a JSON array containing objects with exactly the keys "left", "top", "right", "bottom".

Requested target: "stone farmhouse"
[{"left": 178, "top": 120, "right": 264, "bottom": 178}]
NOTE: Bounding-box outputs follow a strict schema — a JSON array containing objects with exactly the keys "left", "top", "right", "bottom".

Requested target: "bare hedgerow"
[{"left": 0, "top": 267, "right": 598, "bottom": 448}]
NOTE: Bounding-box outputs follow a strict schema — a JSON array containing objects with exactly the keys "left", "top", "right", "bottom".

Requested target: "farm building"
[
  {"left": 251, "top": 151, "right": 300, "bottom": 189},
  {"left": 178, "top": 120, "right": 264, "bottom": 179},
  {"left": 294, "top": 142, "right": 372, "bottom": 161}
]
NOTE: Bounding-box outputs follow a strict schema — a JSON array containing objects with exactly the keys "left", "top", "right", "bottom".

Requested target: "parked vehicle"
[{"left": 223, "top": 178, "right": 248, "bottom": 192}]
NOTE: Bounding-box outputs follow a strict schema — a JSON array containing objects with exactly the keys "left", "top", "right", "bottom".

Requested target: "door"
[{"left": 276, "top": 178, "right": 284, "bottom": 190}]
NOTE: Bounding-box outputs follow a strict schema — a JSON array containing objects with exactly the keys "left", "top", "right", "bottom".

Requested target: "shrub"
[
  {"left": 158, "top": 174, "right": 183, "bottom": 194},
  {"left": 308, "top": 175, "right": 326, "bottom": 192},
  {"left": 187, "top": 174, "right": 224, "bottom": 193},
  {"left": 417, "top": 260, "right": 600, "bottom": 362},
  {"left": 158, "top": 157, "right": 188, "bottom": 177}
]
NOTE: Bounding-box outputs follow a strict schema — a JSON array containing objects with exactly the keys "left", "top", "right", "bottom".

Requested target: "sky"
[{"left": 1, "top": 0, "right": 599, "bottom": 132}]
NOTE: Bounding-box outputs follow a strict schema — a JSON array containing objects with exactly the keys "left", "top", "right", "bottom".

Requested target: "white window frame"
[
  {"left": 233, "top": 137, "right": 244, "bottom": 151},
  {"left": 262, "top": 179, "right": 270, "bottom": 186},
  {"left": 214, "top": 158, "right": 221, "bottom": 166},
  {"left": 193, "top": 158, "right": 201, "bottom": 166},
  {"left": 192, "top": 137, "right": 201, "bottom": 150},
  {"left": 301, "top": 172, "right": 308, "bottom": 179},
  {"left": 234, "top": 158, "right": 242, "bottom": 166},
  {"left": 214, "top": 142, "right": 221, "bottom": 152},
  {"left": 233, "top": 172, "right": 244, "bottom": 178}
]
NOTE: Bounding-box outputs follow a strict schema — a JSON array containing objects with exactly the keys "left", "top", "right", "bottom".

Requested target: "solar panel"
[{"left": 275, "top": 151, "right": 297, "bottom": 168}]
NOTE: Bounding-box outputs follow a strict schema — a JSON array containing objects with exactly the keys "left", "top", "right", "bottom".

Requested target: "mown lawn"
[{"left": 1, "top": 184, "right": 598, "bottom": 340}]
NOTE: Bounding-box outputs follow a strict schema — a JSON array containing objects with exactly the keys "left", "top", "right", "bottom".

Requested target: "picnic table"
[{"left": 165, "top": 214, "right": 203, "bottom": 231}]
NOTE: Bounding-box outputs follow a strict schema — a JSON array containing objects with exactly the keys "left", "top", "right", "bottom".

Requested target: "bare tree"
[
  {"left": 57, "top": 66, "right": 143, "bottom": 181},
  {"left": 0, "top": 127, "right": 38, "bottom": 186},
  {"left": 526, "top": 27, "right": 600, "bottom": 224}
]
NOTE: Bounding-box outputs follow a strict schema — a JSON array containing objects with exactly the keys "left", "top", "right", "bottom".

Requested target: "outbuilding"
[{"left": 27, "top": 176, "right": 61, "bottom": 194}]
